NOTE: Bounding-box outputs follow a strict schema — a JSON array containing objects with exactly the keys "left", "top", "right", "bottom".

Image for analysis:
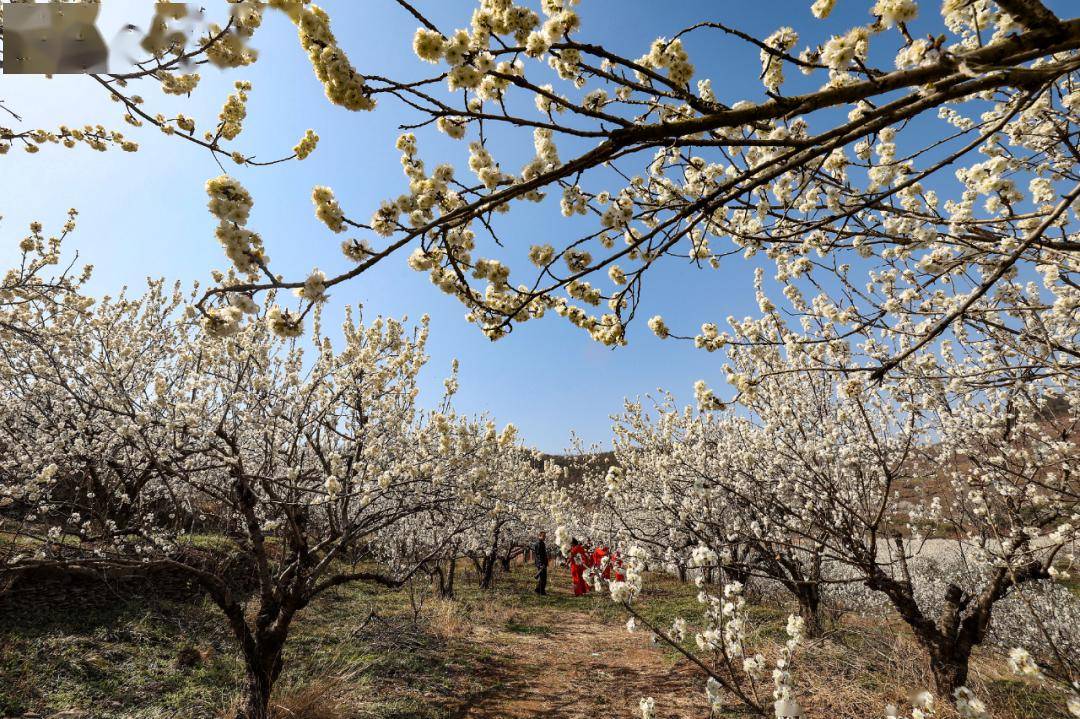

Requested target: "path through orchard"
[{"left": 453, "top": 575, "right": 706, "bottom": 719}]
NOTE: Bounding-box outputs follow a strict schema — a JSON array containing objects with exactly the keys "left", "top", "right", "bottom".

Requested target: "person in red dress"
[
  {"left": 591, "top": 545, "right": 611, "bottom": 580},
  {"left": 567, "top": 538, "right": 591, "bottom": 596}
]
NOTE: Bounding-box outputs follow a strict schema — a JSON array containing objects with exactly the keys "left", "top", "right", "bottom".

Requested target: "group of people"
[{"left": 531, "top": 530, "right": 624, "bottom": 597}]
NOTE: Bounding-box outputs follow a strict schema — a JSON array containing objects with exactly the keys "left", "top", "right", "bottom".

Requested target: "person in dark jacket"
[{"left": 533, "top": 530, "right": 549, "bottom": 595}]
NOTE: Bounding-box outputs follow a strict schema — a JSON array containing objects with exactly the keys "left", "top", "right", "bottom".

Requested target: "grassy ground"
[
  {"left": 0, "top": 563, "right": 1070, "bottom": 719},
  {"left": 0, "top": 574, "right": 493, "bottom": 719}
]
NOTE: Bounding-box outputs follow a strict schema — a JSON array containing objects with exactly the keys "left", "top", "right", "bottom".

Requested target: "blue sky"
[{"left": 1, "top": 1, "right": 1064, "bottom": 451}]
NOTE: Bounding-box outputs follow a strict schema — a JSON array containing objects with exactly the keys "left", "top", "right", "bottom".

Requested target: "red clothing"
[
  {"left": 591, "top": 547, "right": 611, "bottom": 579},
  {"left": 568, "top": 545, "right": 591, "bottom": 596},
  {"left": 611, "top": 551, "right": 626, "bottom": 582}
]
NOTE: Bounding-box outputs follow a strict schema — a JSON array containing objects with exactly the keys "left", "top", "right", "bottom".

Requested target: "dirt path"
[{"left": 455, "top": 585, "right": 707, "bottom": 719}]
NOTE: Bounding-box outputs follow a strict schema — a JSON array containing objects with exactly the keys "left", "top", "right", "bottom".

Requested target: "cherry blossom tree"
[
  {"left": 0, "top": 278, "right": 525, "bottom": 719},
  {"left": 603, "top": 397, "right": 832, "bottom": 636},
  {"left": 394, "top": 414, "right": 559, "bottom": 594},
  {"left": 597, "top": 322, "right": 1078, "bottom": 711},
  {"left": 5, "top": 2, "right": 1080, "bottom": 716},
  {"left": 0, "top": 211, "right": 91, "bottom": 341},
  {"left": 7, "top": 1, "right": 1078, "bottom": 377}
]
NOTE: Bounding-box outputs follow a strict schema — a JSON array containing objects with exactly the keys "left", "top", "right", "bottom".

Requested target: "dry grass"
[
  {"left": 268, "top": 675, "right": 353, "bottom": 719},
  {"left": 422, "top": 596, "right": 472, "bottom": 641},
  {"left": 769, "top": 613, "right": 1068, "bottom": 719},
  {"left": 410, "top": 567, "right": 1073, "bottom": 719},
  {"left": 3, "top": 562, "right": 1069, "bottom": 718},
  {"left": 599, "top": 570, "right": 1070, "bottom": 719},
  {"left": 217, "top": 666, "right": 365, "bottom": 719},
  {"left": 797, "top": 619, "right": 944, "bottom": 718}
]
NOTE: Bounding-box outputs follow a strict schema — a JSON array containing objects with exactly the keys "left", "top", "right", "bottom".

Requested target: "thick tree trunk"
[
  {"left": 795, "top": 583, "right": 822, "bottom": 638},
  {"left": 926, "top": 584, "right": 975, "bottom": 699},
  {"left": 207, "top": 578, "right": 295, "bottom": 719},
  {"left": 444, "top": 557, "right": 457, "bottom": 598},
  {"left": 480, "top": 551, "right": 497, "bottom": 589},
  {"left": 929, "top": 648, "right": 970, "bottom": 698},
  {"left": 237, "top": 641, "right": 284, "bottom": 719},
  {"left": 435, "top": 557, "right": 457, "bottom": 598},
  {"left": 238, "top": 668, "right": 273, "bottom": 719},
  {"left": 480, "top": 526, "right": 502, "bottom": 589},
  {"left": 431, "top": 564, "right": 447, "bottom": 597},
  {"left": 676, "top": 563, "right": 688, "bottom": 583},
  {"left": 865, "top": 570, "right": 984, "bottom": 704}
]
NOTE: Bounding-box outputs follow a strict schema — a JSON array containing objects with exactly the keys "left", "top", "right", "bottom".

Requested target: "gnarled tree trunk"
[
  {"left": 237, "top": 639, "right": 285, "bottom": 719},
  {"left": 928, "top": 648, "right": 970, "bottom": 698},
  {"left": 795, "top": 582, "right": 822, "bottom": 638}
]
